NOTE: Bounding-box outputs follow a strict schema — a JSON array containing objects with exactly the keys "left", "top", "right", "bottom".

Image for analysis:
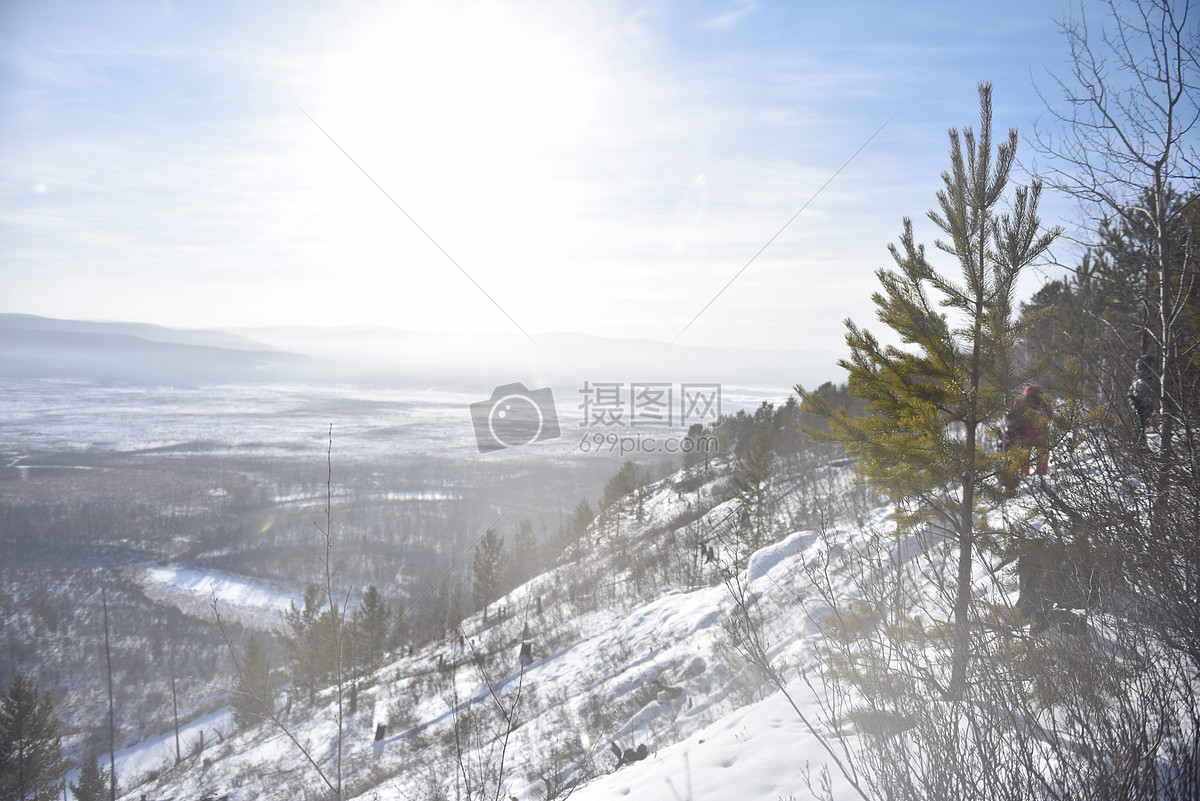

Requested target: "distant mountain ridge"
[
  {"left": 0, "top": 314, "right": 279, "bottom": 352},
  {"left": 0, "top": 314, "right": 837, "bottom": 390},
  {"left": 0, "top": 315, "right": 308, "bottom": 385},
  {"left": 230, "top": 324, "right": 835, "bottom": 391}
]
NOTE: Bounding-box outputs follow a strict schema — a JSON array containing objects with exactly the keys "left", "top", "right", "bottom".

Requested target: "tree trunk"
[
  {"left": 102, "top": 588, "right": 117, "bottom": 801},
  {"left": 172, "top": 675, "right": 181, "bottom": 764}
]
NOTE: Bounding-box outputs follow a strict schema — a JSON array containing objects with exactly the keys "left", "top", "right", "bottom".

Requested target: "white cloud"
[{"left": 703, "top": 0, "right": 758, "bottom": 30}]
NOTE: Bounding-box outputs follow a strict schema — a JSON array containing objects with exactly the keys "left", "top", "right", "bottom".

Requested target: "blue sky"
[{"left": 1, "top": 0, "right": 1079, "bottom": 353}]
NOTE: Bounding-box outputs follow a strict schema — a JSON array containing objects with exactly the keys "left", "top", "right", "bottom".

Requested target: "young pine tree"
[
  {"left": 0, "top": 674, "right": 67, "bottom": 801},
  {"left": 232, "top": 634, "right": 273, "bottom": 729},
  {"left": 733, "top": 419, "right": 774, "bottom": 564},
  {"left": 283, "top": 582, "right": 339, "bottom": 703},
  {"left": 355, "top": 585, "right": 391, "bottom": 667},
  {"left": 69, "top": 753, "right": 110, "bottom": 801},
  {"left": 602, "top": 461, "right": 642, "bottom": 509},
  {"left": 797, "top": 83, "right": 1059, "bottom": 698},
  {"left": 512, "top": 518, "right": 538, "bottom": 584},
  {"left": 571, "top": 498, "right": 595, "bottom": 541},
  {"left": 472, "top": 528, "right": 506, "bottom": 623}
]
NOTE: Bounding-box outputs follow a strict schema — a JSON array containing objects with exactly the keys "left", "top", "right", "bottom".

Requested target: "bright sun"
[{"left": 287, "top": 1, "right": 620, "bottom": 332}]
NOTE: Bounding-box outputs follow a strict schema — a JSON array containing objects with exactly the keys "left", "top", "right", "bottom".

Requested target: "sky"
[{"left": 1, "top": 0, "right": 1083, "bottom": 355}]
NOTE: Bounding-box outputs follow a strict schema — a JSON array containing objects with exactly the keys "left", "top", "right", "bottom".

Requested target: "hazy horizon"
[{"left": 0, "top": 312, "right": 838, "bottom": 393}]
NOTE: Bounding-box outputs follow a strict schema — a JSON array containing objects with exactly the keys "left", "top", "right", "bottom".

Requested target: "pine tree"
[
  {"left": 570, "top": 498, "right": 594, "bottom": 541},
  {"left": 69, "top": 753, "right": 110, "bottom": 801},
  {"left": 682, "top": 422, "right": 711, "bottom": 472},
  {"left": 472, "top": 528, "right": 506, "bottom": 622},
  {"left": 0, "top": 674, "right": 67, "bottom": 801},
  {"left": 602, "top": 461, "right": 642, "bottom": 509},
  {"left": 283, "top": 582, "right": 339, "bottom": 702},
  {"left": 355, "top": 585, "right": 391, "bottom": 666},
  {"left": 733, "top": 419, "right": 774, "bottom": 563},
  {"left": 233, "top": 634, "right": 273, "bottom": 729},
  {"left": 798, "top": 83, "right": 1059, "bottom": 698},
  {"left": 512, "top": 518, "right": 538, "bottom": 584},
  {"left": 447, "top": 583, "right": 465, "bottom": 632}
]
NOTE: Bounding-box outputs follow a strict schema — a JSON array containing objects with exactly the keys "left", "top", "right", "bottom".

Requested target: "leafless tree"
[{"left": 1032, "top": 0, "right": 1200, "bottom": 450}]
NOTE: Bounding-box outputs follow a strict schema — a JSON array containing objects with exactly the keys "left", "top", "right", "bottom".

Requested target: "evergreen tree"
[
  {"left": 715, "top": 410, "right": 756, "bottom": 458},
  {"left": 798, "top": 83, "right": 1059, "bottom": 697},
  {"left": 447, "top": 583, "right": 465, "bottom": 632},
  {"left": 682, "top": 423, "right": 711, "bottom": 472},
  {"left": 233, "top": 634, "right": 273, "bottom": 729},
  {"left": 1019, "top": 190, "right": 1200, "bottom": 425},
  {"left": 354, "top": 585, "right": 391, "bottom": 667},
  {"left": 69, "top": 753, "right": 110, "bottom": 801},
  {"left": 733, "top": 418, "right": 774, "bottom": 563},
  {"left": 0, "top": 674, "right": 67, "bottom": 801},
  {"left": 552, "top": 521, "right": 571, "bottom": 557},
  {"left": 472, "top": 528, "right": 506, "bottom": 622},
  {"left": 1096, "top": 188, "right": 1200, "bottom": 411},
  {"left": 283, "top": 582, "right": 339, "bottom": 702},
  {"left": 570, "top": 498, "right": 594, "bottom": 542},
  {"left": 602, "top": 461, "right": 642, "bottom": 509},
  {"left": 512, "top": 518, "right": 538, "bottom": 584}
]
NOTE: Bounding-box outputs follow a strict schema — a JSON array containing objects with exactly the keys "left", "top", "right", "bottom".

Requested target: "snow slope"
[
  {"left": 110, "top": 454, "right": 1057, "bottom": 801},
  {"left": 568, "top": 686, "right": 859, "bottom": 801}
]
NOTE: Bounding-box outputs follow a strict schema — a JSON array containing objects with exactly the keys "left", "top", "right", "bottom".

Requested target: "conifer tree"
[
  {"left": 0, "top": 674, "right": 67, "bottom": 801},
  {"left": 355, "top": 585, "right": 391, "bottom": 666},
  {"left": 682, "top": 423, "right": 711, "bottom": 472},
  {"left": 512, "top": 518, "right": 538, "bottom": 583},
  {"left": 283, "top": 582, "right": 339, "bottom": 702},
  {"left": 233, "top": 634, "right": 273, "bottom": 729},
  {"left": 602, "top": 461, "right": 642, "bottom": 509},
  {"left": 69, "top": 753, "right": 110, "bottom": 801},
  {"left": 447, "top": 583, "right": 465, "bottom": 632},
  {"left": 798, "top": 83, "right": 1059, "bottom": 697},
  {"left": 733, "top": 419, "right": 774, "bottom": 563},
  {"left": 472, "top": 528, "right": 506, "bottom": 622},
  {"left": 571, "top": 498, "right": 594, "bottom": 540}
]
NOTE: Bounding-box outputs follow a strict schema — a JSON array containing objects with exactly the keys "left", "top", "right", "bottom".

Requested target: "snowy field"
[
  {"left": 3, "top": 379, "right": 483, "bottom": 461},
  {"left": 3, "top": 378, "right": 780, "bottom": 464}
]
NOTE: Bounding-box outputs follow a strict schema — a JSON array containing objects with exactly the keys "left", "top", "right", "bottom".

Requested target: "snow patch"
[{"left": 134, "top": 566, "right": 299, "bottom": 631}]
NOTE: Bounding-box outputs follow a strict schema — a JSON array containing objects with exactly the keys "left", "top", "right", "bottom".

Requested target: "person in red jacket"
[{"left": 1003, "top": 385, "right": 1053, "bottom": 477}]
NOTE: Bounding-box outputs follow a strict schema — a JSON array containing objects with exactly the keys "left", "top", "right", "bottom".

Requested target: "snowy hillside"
[
  {"left": 96, "top": 443, "right": 1191, "bottom": 801},
  {"left": 94, "top": 455, "right": 881, "bottom": 801}
]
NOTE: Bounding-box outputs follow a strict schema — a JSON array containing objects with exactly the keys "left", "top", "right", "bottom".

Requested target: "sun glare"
[
  {"left": 289, "top": 1, "right": 617, "bottom": 332},
  {"left": 316, "top": 3, "right": 603, "bottom": 194}
]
